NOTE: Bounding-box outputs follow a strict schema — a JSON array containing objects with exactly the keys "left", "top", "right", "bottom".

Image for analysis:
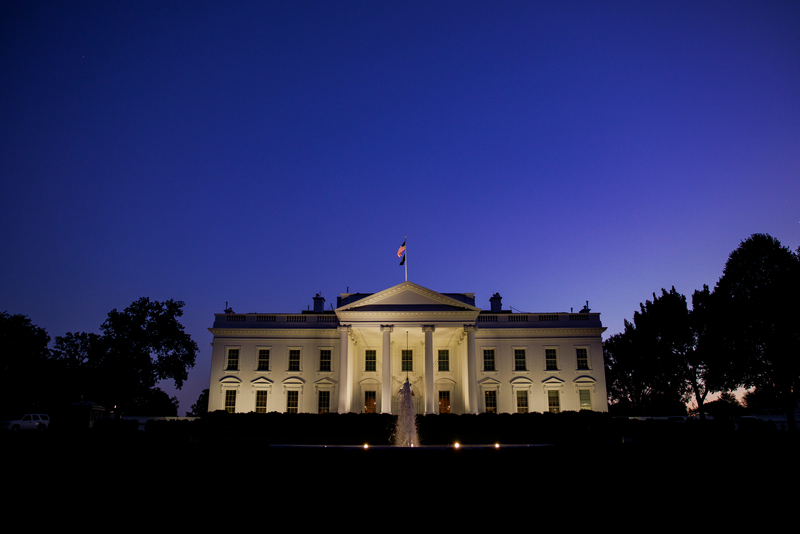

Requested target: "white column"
[
  {"left": 465, "top": 325, "right": 478, "bottom": 414},
  {"left": 380, "top": 325, "right": 393, "bottom": 414},
  {"left": 423, "top": 325, "right": 435, "bottom": 414},
  {"left": 338, "top": 325, "right": 350, "bottom": 413}
]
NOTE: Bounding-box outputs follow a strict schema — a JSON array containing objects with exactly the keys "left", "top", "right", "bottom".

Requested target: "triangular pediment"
[{"left": 337, "top": 281, "right": 479, "bottom": 313}]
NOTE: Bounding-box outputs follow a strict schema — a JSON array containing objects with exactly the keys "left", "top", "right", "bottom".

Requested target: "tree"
[
  {"left": 684, "top": 285, "right": 725, "bottom": 419},
  {"left": 0, "top": 312, "right": 52, "bottom": 411},
  {"left": 52, "top": 331, "right": 105, "bottom": 404},
  {"left": 604, "top": 288, "right": 693, "bottom": 415},
  {"left": 54, "top": 297, "right": 198, "bottom": 413},
  {"left": 125, "top": 387, "right": 179, "bottom": 416},
  {"left": 188, "top": 389, "right": 209, "bottom": 417},
  {"left": 712, "top": 234, "right": 800, "bottom": 430}
]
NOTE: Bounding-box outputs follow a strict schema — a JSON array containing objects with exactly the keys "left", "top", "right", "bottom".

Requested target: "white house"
[{"left": 208, "top": 281, "right": 607, "bottom": 415}]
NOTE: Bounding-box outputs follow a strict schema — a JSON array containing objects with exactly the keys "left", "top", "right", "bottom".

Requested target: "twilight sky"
[{"left": 2, "top": 1, "right": 798, "bottom": 413}]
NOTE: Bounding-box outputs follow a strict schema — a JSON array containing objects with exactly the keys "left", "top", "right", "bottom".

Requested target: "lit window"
[
  {"left": 484, "top": 349, "right": 495, "bottom": 371},
  {"left": 548, "top": 390, "right": 560, "bottom": 413},
  {"left": 576, "top": 348, "right": 589, "bottom": 370},
  {"left": 318, "top": 391, "right": 330, "bottom": 414},
  {"left": 514, "top": 349, "right": 526, "bottom": 371},
  {"left": 516, "top": 391, "right": 528, "bottom": 413},
  {"left": 579, "top": 389, "right": 591, "bottom": 410},
  {"left": 485, "top": 391, "right": 497, "bottom": 413},
  {"left": 364, "top": 391, "right": 376, "bottom": 414},
  {"left": 438, "top": 350, "right": 449, "bottom": 372},
  {"left": 226, "top": 349, "right": 239, "bottom": 370},
  {"left": 255, "top": 391, "right": 268, "bottom": 413},
  {"left": 545, "top": 349, "right": 558, "bottom": 371},
  {"left": 402, "top": 350, "right": 413, "bottom": 372},
  {"left": 319, "top": 349, "right": 331, "bottom": 371},
  {"left": 225, "top": 390, "right": 236, "bottom": 413},
  {"left": 257, "top": 349, "right": 269, "bottom": 371},
  {"left": 439, "top": 391, "right": 450, "bottom": 414},
  {"left": 287, "top": 391, "right": 299, "bottom": 413},
  {"left": 365, "top": 350, "right": 376, "bottom": 372},
  {"left": 289, "top": 350, "right": 300, "bottom": 371}
]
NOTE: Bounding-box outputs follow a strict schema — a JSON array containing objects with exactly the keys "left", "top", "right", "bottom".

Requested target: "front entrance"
[
  {"left": 364, "top": 391, "right": 376, "bottom": 413},
  {"left": 439, "top": 391, "right": 451, "bottom": 414}
]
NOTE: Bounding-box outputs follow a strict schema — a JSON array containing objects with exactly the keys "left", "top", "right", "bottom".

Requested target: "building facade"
[{"left": 208, "top": 281, "right": 607, "bottom": 415}]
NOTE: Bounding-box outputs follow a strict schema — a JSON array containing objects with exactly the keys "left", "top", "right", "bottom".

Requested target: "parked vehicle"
[{"left": 0, "top": 414, "right": 50, "bottom": 431}]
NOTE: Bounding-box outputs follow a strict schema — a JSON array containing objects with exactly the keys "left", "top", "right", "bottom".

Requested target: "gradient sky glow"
[{"left": 2, "top": 1, "right": 798, "bottom": 412}]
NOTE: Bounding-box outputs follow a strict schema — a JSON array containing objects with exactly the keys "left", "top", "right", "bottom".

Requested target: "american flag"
[{"left": 397, "top": 241, "right": 406, "bottom": 258}]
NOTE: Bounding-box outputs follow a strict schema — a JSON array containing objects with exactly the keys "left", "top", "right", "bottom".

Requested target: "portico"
[{"left": 334, "top": 282, "right": 482, "bottom": 415}]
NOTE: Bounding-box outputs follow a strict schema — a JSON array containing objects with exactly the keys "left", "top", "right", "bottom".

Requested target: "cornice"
[
  {"left": 475, "top": 327, "right": 607, "bottom": 336},
  {"left": 208, "top": 328, "right": 340, "bottom": 337},
  {"left": 336, "top": 311, "right": 479, "bottom": 318}
]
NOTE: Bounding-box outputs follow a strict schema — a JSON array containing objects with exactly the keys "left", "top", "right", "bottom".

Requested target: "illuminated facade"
[{"left": 208, "top": 281, "right": 607, "bottom": 415}]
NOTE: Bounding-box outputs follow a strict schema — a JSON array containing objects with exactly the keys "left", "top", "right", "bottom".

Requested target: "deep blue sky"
[{"left": 2, "top": 1, "right": 798, "bottom": 413}]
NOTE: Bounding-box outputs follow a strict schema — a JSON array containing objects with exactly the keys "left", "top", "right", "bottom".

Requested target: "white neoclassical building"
[{"left": 208, "top": 281, "right": 607, "bottom": 415}]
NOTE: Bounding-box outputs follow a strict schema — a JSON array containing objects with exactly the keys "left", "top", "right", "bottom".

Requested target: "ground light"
[
  {"left": 454, "top": 442, "right": 460, "bottom": 448},
  {"left": 364, "top": 444, "right": 369, "bottom": 449}
]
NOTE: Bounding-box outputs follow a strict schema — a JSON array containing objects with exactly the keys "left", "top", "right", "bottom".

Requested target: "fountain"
[{"left": 392, "top": 380, "right": 419, "bottom": 447}]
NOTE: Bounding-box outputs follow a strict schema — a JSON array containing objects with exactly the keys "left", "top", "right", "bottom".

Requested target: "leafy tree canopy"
[
  {"left": 712, "top": 233, "right": 800, "bottom": 428},
  {"left": 0, "top": 312, "right": 52, "bottom": 411},
  {"left": 53, "top": 297, "right": 198, "bottom": 413},
  {"left": 188, "top": 388, "right": 209, "bottom": 417}
]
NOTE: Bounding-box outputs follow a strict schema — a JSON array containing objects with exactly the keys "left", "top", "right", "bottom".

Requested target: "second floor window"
[
  {"left": 438, "top": 350, "right": 449, "bottom": 371},
  {"left": 319, "top": 349, "right": 331, "bottom": 371},
  {"left": 402, "top": 350, "right": 413, "bottom": 372},
  {"left": 545, "top": 349, "right": 558, "bottom": 370},
  {"left": 226, "top": 349, "right": 239, "bottom": 370},
  {"left": 514, "top": 349, "right": 526, "bottom": 371},
  {"left": 483, "top": 349, "right": 495, "bottom": 371},
  {"left": 289, "top": 350, "right": 300, "bottom": 371},
  {"left": 365, "top": 350, "right": 376, "bottom": 372},
  {"left": 257, "top": 349, "right": 269, "bottom": 371},
  {"left": 576, "top": 348, "right": 589, "bottom": 370}
]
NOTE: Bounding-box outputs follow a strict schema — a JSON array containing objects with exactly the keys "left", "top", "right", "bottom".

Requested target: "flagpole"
[{"left": 404, "top": 235, "right": 407, "bottom": 282}]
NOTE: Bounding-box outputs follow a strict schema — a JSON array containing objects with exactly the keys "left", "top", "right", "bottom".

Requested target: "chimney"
[
  {"left": 313, "top": 293, "right": 325, "bottom": 313},
  {"left": 490, "top": 293, "right": 502, "bottom": 312}
]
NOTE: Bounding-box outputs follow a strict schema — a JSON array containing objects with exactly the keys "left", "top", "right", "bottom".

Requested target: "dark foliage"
[
  {"left": 188, "top": 388, "right": 209, "bottom": 417},
  {"left": 604, "top": 288, "right": 695, "bottom": 416},
  {"left": 711, "top": 234, "right": 800, "bottom": 429},
  {"left": 0, "top": 312, "right": 52, "bottom": 412}
]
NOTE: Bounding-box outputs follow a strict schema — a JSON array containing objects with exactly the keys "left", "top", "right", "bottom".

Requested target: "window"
[
  {"left": 483, "top": 349, "right": 495, "bottom": 371},
  {"left": 257, "top": 349, "right": 269, "bottom": 371},
  {"left": 402, "top": 350, "right": 413, "bottom": 372},
  {"left": 514, "top": 349, "right": 526, "bottom": 371},
  {"left": 545, "top": 348, "right": 558, "bottom": 370},
  {"left": 365, "top": 350, "right": 376, "bottom": 372},
  {"left": 516, "top": 391, "right": 529, "bottom": 413},
  {"left": 579, "top": 389, "right": 592, "bottom": 410},
  {"left": 255, "top": 391, "right": 268, "bottom": 413},
  {"left": 364, "top": 391, "right": 376, "bottom": 414},
  {"left": 287, "top": 390, "right": 299, "bottom": 413},
  {"left": 438, "top": 350, "right": 449, "bottom": 372},
  {"left": 225, "top": 390, "right": 236, "bottom": 413},
  {"left": 289, "top": 349, "right": 300, "bottom": 371},
  {"left": 439, "top": 391, "right": 450, "bottom": 414},
  {"left": 485, "top": 391, "right": 497, "bottom": 413},
  {"left": 318, "top": 391, "right": 330, "bottom": 414},
  {"left": 319, "top": 349, "right": 331, "bottom": 371},
  {"left": 576, "top": 348, "right": 589, "bottom": 370},
  {"left": 548, "top": 390, "right": 560, "bottom": 413},
  {"left": 226, "top": 348, "right": 239, "bottom": 370}
]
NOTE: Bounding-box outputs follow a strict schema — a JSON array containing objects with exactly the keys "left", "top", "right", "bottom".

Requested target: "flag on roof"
[{"left": 398, "top": 240, "right": 406, "bottom": 265}]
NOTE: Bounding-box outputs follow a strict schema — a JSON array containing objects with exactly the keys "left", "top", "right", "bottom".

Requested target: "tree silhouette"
[{"left": 712, "top": 234, "right": 800, "bottom": 430}]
